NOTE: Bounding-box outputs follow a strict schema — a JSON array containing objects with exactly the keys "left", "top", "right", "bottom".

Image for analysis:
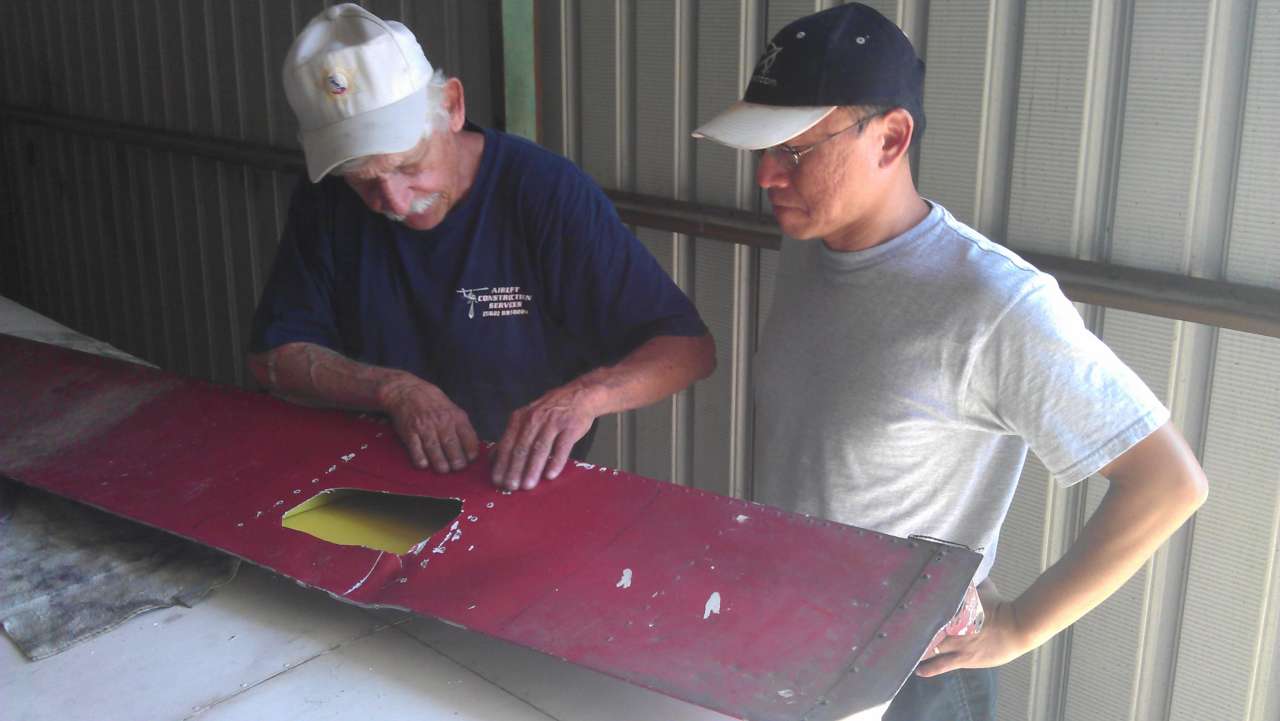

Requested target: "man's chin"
[
  {"left": 768, "top": 208, "right": 808, "bottom": 239},
  {"left": 773, "top": 214, "right": 817, "bottom": 241}
]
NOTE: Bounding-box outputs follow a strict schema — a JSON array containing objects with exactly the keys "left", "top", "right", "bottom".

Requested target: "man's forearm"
[
  {"left": 1008, "top": 423, "right": 1208, "bottom": 650},
  {"left": 568, "top": 333, "right": 716, "bottom": 417},
  {"left": 248, "top": 342, "right": 419, "bottom": 412}
]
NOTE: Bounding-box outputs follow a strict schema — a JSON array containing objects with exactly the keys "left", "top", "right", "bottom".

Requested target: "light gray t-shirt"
[{"left": 754, "top": 202, "right": 1168, "bottom": 582}]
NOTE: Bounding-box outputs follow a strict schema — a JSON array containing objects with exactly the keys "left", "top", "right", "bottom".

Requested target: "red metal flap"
[{"left": 0, "top": 333, "right": 980, "bottom": 720}]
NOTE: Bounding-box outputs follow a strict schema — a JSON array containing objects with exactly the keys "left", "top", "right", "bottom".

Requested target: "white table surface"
[{"left": 2, "top": 564, "right": 734, "bottom": 721}]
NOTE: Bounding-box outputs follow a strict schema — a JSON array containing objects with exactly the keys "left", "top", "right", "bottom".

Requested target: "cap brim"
[
  {"left": 299, "top": 85, "right": 430, "bottom": 182},
  {"left": 692, "top": 102, "right": 836, "bottom": 150}
]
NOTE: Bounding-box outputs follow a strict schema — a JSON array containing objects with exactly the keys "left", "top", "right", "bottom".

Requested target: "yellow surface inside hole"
[{"left": 282, "top": 488, "right": 462, "bottom": 555}]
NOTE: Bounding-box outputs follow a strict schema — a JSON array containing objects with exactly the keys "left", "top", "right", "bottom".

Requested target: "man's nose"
[
  {"left": 376, "top": 176, "right": 413, "bottom": 215},
  {"left": 756, "top": 151, "right": 790, "bottom": 189}
]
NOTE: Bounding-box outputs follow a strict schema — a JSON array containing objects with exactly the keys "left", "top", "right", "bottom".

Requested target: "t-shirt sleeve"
[
  {"left": 248, "top": 180, "right": 342, "bottom": 354},
  {"left": 965, "top": 278, "right": 1170, "bottom": 486},
  {"left": 529, "top": 167, "right": 707, "bottom": 363}
]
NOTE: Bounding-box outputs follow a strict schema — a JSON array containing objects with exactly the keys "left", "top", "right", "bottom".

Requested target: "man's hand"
[
  {"left": 379, "top": 376, "right": 481, "bottom": 473},
  {"left": 490, "top": 383, "right": 598, "bottom": 491},
  {"left": 915, "top": 584, "right": 1030, "bottom": 677},
  {"left": 249, "top": 343, "right": 482, "bottom": 474},
  {"left": 487, "top": 333, "right": 714, "bottom": 491}
]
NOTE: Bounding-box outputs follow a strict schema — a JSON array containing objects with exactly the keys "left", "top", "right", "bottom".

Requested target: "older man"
[
  {"left": 250, "top": 4, "right": 714, "bottom": 490},
  {"left": 693, "top": 4, "right": 1207, "bottom": 719}
]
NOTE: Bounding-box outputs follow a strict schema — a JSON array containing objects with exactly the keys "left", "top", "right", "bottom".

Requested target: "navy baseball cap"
[{"left": 693, "top": 3, "right": 926, "bottom": 150}]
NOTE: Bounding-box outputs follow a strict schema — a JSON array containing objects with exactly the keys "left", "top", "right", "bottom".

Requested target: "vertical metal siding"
[
  {"left": 578, "top": 0, "right": 623, "bottom": 471},
  {"left": 2, "top": 1, "right": 1277, "bottom": 720},
  {"left": 546, "top": 1, "right": 1280, "bottom": 720},
  {"left": 632, "top": 0, "right": 681, "bottom": 484}
]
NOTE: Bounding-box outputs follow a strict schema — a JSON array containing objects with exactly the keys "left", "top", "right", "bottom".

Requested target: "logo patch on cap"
[
  {"left": 325, "top": 71, "right": 350, "bottom": 96},
  {"left": 752, "top": 41, "right": 783, "bottom": 86}
]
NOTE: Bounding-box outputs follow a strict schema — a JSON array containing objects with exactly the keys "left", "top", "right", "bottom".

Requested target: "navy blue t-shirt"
[{"left": 250, "top": 127, "right": 707, "bottom": 448}]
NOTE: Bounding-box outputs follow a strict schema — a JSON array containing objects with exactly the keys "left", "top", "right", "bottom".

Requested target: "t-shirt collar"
[{"left": 816, "top": 199, "right": 942, "bottom": 273}]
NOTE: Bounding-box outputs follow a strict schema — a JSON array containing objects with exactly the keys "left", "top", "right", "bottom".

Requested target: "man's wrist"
[
  {"left": 375, "top": 370, "right": 424, "bottom": 411},
  {"left": 565, "top": 376, "right": 613, "bottom": 419}
]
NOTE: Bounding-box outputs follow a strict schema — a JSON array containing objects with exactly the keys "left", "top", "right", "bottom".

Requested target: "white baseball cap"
[{"left": 282, "top": 4, "right": 435, "bottom": 182}]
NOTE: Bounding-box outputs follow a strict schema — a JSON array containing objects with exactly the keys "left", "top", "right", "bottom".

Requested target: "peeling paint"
[
  {"left": 341, "top": 453, "right": 355, "bottom": 462},
  {"left": 486, "top": 502, "right": 495, "bottom": 509},
  {"left": 343, "top": 551, "right": 384, "bottom": 595},
  {"left": 617, "top": 568, "right": 633, "bottom": 589},
  {"left": 778, "top": 689, "right": 795, "bottom": 698},
  {"left": 735, "top": 514, "right": 749, "bottom": 523},
  {"left": 703, "top": 592, "right": 721, "bottom": 620},
  {"left": 326, "top": 465, "right": 336, "bottom": 474}
]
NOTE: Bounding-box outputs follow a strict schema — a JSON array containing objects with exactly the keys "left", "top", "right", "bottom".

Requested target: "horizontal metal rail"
[
  {"left": 606, "top": 190, "right": 1280, "bottom": 339},
  {"left": 4, "top": 104, "right": 1279, "bottom": 338}
]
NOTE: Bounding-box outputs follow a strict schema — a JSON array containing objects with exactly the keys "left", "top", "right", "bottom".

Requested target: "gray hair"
[{"left": 333, "top": 68, "right": 451, "bottom": 176}]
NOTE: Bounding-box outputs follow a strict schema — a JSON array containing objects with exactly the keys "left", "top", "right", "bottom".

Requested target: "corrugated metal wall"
[
  {"left": 1, "top": 1, "right": 1277, "bottom": 720},
  {"left": 0, "top": 0, "right": 496, "bottom": 387},
  {"left": 539, "top": 1, "right": 1280, "bottom": 720}
]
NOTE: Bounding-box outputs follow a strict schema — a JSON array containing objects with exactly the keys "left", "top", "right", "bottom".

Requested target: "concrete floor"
[{"left": 2, "top": 564, "right": 735, "bottom": 721}]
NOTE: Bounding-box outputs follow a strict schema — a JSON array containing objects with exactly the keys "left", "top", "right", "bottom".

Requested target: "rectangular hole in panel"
[{"left": 282, "top": 488, "right": 462, "bottom": 555}]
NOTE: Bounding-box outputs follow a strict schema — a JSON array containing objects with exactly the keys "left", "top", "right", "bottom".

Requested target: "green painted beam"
[{"left": 501, "top": 0, "right": 538, "bottom": 141}]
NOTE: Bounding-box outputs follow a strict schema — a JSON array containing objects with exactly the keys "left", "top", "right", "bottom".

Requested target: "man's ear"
[
  {"left": 877, "top": 108, "right": 914, "bottom": 168},
  {"left": 444, "top": 78, "right": 467, "bottom": 132}
]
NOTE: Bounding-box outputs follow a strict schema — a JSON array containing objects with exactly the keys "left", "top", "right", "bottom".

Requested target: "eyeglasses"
[{"left": 754, "top": 109, "right": 889, "bottom": 171}]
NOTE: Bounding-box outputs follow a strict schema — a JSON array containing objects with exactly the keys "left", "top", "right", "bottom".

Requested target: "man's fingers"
[
  {"left": 490, "top": 417, "right": 521, "bottom": 487},
  {"left": 543, "top": 431, "right": 576, "bottom": 481},
  {"left": 440, "top": 427, "right": 468, "bottom": 471},
  {"left": 915, "top": 657, "right": 949, "bottom": 678},
  {"left": 401, "top": 429, "right": 430, "bottom": 469},
  {"left": 520, "top": 426, "right": 560, "bottom": 490},
  {"left": 460, "top": 421, "right": 481, "bottom": 462},
  {"left": 420, "top": 431, "right": 451, "bottom": 474}
]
